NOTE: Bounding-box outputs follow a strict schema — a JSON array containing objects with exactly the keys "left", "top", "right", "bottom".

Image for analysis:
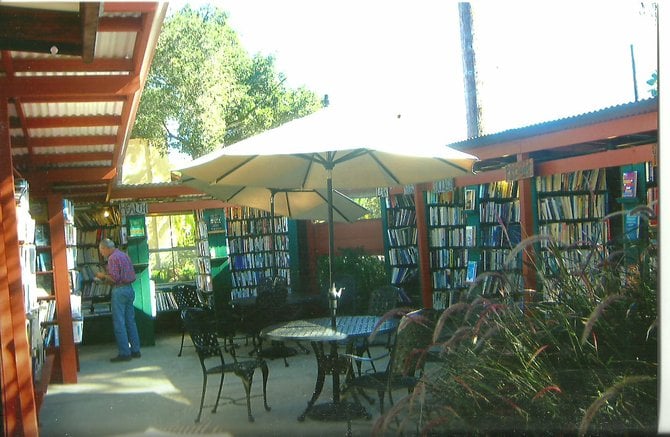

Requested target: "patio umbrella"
[
  {"left": 174, "top": 105, "right": 478, "bottom": 421},
  {"left": 174, "top": 104, "right": 478, "bottom": 293},
  {"left": 173, "top": 176, "right": 370, "bottom": 277},
  {"left": 175, "top": 176, "right": 369, "bottom": 223}
]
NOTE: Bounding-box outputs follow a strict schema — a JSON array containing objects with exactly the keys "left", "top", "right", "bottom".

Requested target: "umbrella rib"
[
  {"left": 437, "top": 157, "right": 473, "bottom": 174},
  {"left": 214, "top": 155, "right": 257, "bottom": 184},
  {"left": 366, "top": 151, "right": 402, "bottom": 186}
]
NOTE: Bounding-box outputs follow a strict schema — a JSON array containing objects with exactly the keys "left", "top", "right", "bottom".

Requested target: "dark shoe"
[
  {"left": 131, "top": 352, "right": 141, "bottom": 358},
  {"left": 110, "top": 355, "right": 132, "bottom": 362}
]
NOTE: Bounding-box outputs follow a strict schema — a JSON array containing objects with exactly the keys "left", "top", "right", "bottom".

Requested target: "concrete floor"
[{"left": 38, "top": 330, "right": 388, "bottom": 437}]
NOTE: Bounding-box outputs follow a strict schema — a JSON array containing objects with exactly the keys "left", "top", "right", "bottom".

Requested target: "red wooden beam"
[
  {"left": 1, "top": 75, "right": 141, "bottom": 97},
  {"left": 110, "top": 184, "right": 204, "bottom": 200},
  {"left": 24, "top": 115, "right": 121, "bottom": 129},
  {"left": 98, "top": 16, "right": 143, "bottom": 32},
  {"left": 25, "top": 167, "right": 117, "bottom": 183},
  {"left": 14, "top": 152, "right": 113, "bottom": 165},
  {"left": 102, "top": 2, "right": 158, "bottom": 13},
  {"left": 10, "top": 58, "right": 134, "bottom": 73},
  {"left": 13, "top": 135, "right": 116, "bottom": 148}
]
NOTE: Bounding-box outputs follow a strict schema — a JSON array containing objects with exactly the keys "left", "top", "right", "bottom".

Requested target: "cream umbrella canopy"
[
  {"left": 174, "top": 104, "right": 478, "bottom": 292},
  {"left": 174, "top": 176, "right": 370, "bottom": 223}
]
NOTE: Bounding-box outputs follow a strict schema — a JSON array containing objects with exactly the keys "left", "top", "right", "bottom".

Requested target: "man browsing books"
[{"left": 96, "top": 238, "right": 141, "bottom": 362}]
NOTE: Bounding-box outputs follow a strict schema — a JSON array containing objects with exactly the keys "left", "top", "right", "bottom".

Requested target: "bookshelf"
[
  {"left": 535, "top": 169, "right": 610, "bottom": 299},
  {"left": 477, "top": 180, "right": 522, "bottom": 296},
  {"left": 225, "top": 206, "right": 293, "bottom": 300},
  {"left": 382, "top": 193, "right": 419, "bottom": 292},
  {"left": 425, "top": 188, "right": 472, "bottom": 309},
  {"left": 74, "top": 207, "right": 121, "bottom": 316},
  {"left": 122, "top": 211, "right": 154, "bottom": 346}
]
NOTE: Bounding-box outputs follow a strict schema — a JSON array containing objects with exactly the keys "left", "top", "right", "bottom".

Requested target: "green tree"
[{"left": 133, "top": 4, "right": 321, "bottom": 158}]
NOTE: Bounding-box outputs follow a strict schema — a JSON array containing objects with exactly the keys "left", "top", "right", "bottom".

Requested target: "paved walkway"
[{"left": 39, "top": 331, "right": 384, "bottom": 436}]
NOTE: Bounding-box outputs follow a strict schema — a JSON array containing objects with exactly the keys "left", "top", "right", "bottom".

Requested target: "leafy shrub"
[
  {"left": 316, "top": 247, "right": 388, "bottom": 311},
  {"left": 375, "top": 207, "right": 657, "bottom": 436}
]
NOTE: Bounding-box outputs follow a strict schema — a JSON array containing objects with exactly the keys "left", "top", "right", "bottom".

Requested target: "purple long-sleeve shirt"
[{"left": 107, "top": 248, "right": 136, "bottom": 286}]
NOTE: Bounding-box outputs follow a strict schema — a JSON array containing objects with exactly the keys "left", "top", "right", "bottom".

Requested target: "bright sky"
[{"left": 167, "top": 1, "right": 657, "bottom": 141}]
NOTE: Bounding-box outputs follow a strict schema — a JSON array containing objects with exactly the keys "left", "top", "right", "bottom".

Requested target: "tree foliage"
[{"left": 133, "top": 5, "right": 322, "bottom": 158}]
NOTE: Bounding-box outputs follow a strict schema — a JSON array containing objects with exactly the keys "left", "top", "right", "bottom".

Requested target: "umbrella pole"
[
  {"left": 327, "top": 172, "right": 336, "bottom": 329},
  {"left": 270, "top": 190, "right": 277, "bottom": 278}
]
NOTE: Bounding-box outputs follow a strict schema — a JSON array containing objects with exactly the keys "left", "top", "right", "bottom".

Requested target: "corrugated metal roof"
[
  {"left": 449, "top": 97, "right": 658, "bottom": 150},
  {"left": 2, "top": 2, "right": 168, "bottom": 203}
]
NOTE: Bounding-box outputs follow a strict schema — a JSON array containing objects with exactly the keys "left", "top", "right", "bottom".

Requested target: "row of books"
[
  {"left": 74, "top": 208, "right": 121, "bottom": 228},
  {"left": 195, "top": 274, "right": 212, "bottom": 293},
  {"left": 230, "top": 252, "right": 278, "bottom": 270},
  {"left": 230, "top": 268, "right": 275, "bottom": 289},
  {"left": 429, "top": 248, "right": 470, "bottom": 269},
  {"left": 77, "top": 264, "right": 105, "bottom": 281},
  {"left": 479, "top": 200, "right": 520, "bottom": 224},
  {"left": 479, "top": 180, "right": 518, "bottom": 200},
  {"left": 431, "top": 268, "right": 468, "bottom": 290},
  {"left": 77, "top": 247, "right": 101, "bottom": 265},
  {"left": 387, "top": 207, "right": 416, "bottom": 228},
  {"left": 386, "top": 227, "right": 417, "bottom": 247},
  {"left": 428, "top": 226, "right": 476, "bottom": 248},
  {"left": 480, "top": 248, "right": 518, "bottom": 271},
  {"left": 388, "top": 247, "right": 419, "bottom": 266},
  {"left": 225, "top": 206, "right": 275, "bottom": 220},
  {"left": 480, "top": 224, "right": 522, "bottom": 248},
  {"left": 427, "top": 205, "right": 467, "bottom": 226},
  {"left": 389, "top": 266, "right": 416, "bottom": 284},
  {"left": 34, "top": 224, "right": 50, "bottom": 246},
  {"left": 76, "top": 227, "right": 121, "bottom": 246},
  {"left": 385, "top": 194, "right": 415, "bottom": 209},
  {"left": 226, "top": 218, "right": 287, "bottom": 236},
  {"left": 539, "top": 248, "right": 602, "bottom": 276},
  {"left": 228, "top": 235, "right": 286, "bottom": 253},
  {"left": 535, "top": 168, "right": 606, "bottom": 193},
  {"left": 537, "top": 221, "right": 609, "bottom": 248},
  {"left": 425, "top": 189, "right": 465, "bottom": 206},
  {"left": 537, "top": 194, "right": 606, "bottom": 222},
  {"left": 81, "top": 281, "right": 112, "bottom": 298}
]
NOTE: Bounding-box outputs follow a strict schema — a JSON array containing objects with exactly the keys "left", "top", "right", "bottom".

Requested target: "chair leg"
[
  {"left": 240, "top": 374, "right": 255, "bottom": 422},
  {"left": 195, "top": 372, "right": 207, "bottom": 423},
  {"left": 211, "top": 372, "right": 225, "bottom": 414},
  {"left": 260, "top": 360, "right": 271, "bottom": 412},
  {"left": 178, "top": 329, "right": 186, "bottom": 357},
  {"left": 377, "top": 389, "right": 386, "bottom": 414}
]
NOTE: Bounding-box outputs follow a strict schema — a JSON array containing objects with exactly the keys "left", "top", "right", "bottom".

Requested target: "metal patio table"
[{"left": 261, "top": 315, "right": 397, "bottom": 421}]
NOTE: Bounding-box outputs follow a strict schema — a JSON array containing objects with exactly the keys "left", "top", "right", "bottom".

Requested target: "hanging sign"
[
  {"left": 505, "top": 158, "right": 534, "bottom": 181},
  {"left": 432, "top": 178, "right": 455, "bottom": 193},
  {"left": 118, "top": 201, "right": 148, "bottom": 217}
]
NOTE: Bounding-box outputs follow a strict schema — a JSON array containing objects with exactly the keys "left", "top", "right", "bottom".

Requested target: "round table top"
[{"left": 261, "top": 315, "right": 397, "bottom": 342}]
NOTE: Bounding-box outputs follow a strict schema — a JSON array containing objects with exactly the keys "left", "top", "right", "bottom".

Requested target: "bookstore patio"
[{"left": 0, "top": 2, "right": 660, "bottom": 435}]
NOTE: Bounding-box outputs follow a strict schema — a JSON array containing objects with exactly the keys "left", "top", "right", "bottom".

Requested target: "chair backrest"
[
  {"left": 389, "top": 308, "right": 436, "bottom": 377},
  {"left": 173, "top": 284, "right": 205, "bottom": 311},
  {"left": 367, "top": 285, "right": 401, "bottom": 316},
  {"left": 182, "top": 307, "right": 224, "bottom": 362}
]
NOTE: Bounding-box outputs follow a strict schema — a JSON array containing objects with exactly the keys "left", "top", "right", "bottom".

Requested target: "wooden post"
[
  {"left": 414, "top": 185, "right": 432, "bottom": 308},
  {"left": 47, "top": 194, "right": 78, "bottom": 383},
  {"left": 0, "top": 92, "right": 39, "bottom": 435},
  {"left": 516, "top": 154, "right": 538, "bottom": 300}
]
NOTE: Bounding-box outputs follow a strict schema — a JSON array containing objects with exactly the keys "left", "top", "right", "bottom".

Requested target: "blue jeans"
[{"left": 111, "top": 284, "right": 141, "bottom": 356}]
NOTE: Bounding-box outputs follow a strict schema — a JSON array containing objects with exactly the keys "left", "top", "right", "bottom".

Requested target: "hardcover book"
[{"left": 622, "top": 170, "right": 637, "bottom": 198}]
